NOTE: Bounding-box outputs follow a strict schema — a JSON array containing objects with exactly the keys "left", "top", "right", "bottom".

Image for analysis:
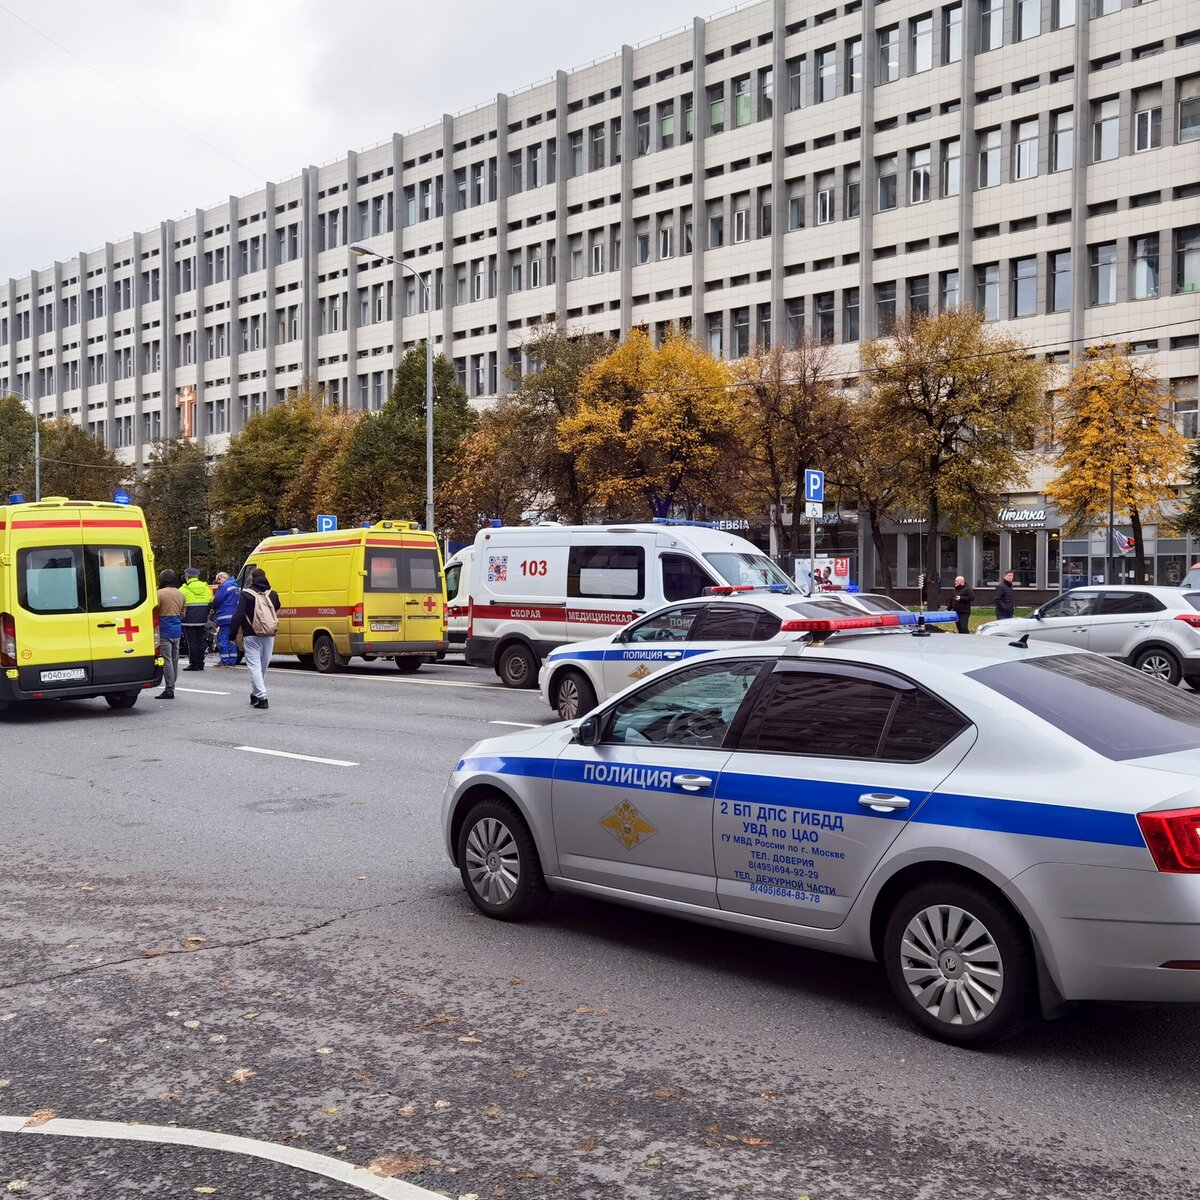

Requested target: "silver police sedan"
[{"left": 443, "top": 625, "right": 1200, "bottom": 1046}]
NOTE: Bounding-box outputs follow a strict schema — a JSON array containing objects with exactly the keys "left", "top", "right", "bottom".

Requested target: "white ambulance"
[{"left": 454, "top": 521, "right": 799, "bottom": 687}]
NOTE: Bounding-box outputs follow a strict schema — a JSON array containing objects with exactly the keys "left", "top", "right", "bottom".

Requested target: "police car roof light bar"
[{"left": 651, "top": 517, "right": 719, "bottom": 529}]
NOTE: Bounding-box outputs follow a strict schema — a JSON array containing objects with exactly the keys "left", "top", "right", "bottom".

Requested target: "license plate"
[
  {"left": 40, "top": 668, "right": 87, "bottom": 683},
  {"left": 370, "top": 622, "right": 400, "bottom": 632}
]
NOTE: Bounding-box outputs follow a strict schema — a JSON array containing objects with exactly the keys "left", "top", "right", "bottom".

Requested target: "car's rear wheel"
[
  {"left": 883, "top": 879, "right": 1035, "bottom": 1047},
  {"left": 395, "top": 657, "right": 421, "bottom": 674},
  {"left": 1133, "top": 647, "right": 1181, "bottom": 685},
  {"left": 555, "top": 670, "right": 597, "bottom": 720},
  {"left": 104, "top": 690, "right": 140, "bottom": 710},
  {"left": 456, "top": 797, "right": 549, "bottom": 920},
  {"left": 313, "top": 634, "right": 342, "bottom": 674},
  {"left": 497, "top": 642, "right": 538, "bottom": 689}
]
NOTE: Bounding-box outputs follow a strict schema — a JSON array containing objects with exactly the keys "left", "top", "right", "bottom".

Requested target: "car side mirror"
[
  {"left": 1033, "top": 608, "right": 1045, "bottom": 620},
  {"left": 575, "top": 714, "right": 601, "bottom": 746}
]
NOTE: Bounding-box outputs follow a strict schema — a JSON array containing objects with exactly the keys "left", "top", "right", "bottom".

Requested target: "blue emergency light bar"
[
  {"left": 652, "top": 517, "right": 719, "bottom": 528},
  {"left": 898, "top": 611, "right": 958, "bottom": 625}
]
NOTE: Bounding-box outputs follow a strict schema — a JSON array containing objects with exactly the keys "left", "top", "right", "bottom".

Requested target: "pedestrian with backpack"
[{"left": 233, "top": 568, "right": 281, "bottom": 709}]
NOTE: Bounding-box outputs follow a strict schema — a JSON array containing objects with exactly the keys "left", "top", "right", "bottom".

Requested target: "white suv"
[{"left": 976, "top": 585, "right": 1200, "bottom": 686}]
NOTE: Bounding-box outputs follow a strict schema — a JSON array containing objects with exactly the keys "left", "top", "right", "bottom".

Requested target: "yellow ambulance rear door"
[{"left": 80, "top": 508, "right": 157, "bottom": 669}]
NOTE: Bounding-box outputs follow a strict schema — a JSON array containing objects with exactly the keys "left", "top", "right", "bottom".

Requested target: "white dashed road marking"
[
  {"left": 0, "top": 1114, "right": 442, "bottom": 1198},
  {"left": 489, "top": 721, "right": 540, "bottom": 728},
  {"left": 235, "top": 746, "right": 358, "bottom": 768},
  {"left": 175, "top": 687, "right": 231, "bottom": 695}
]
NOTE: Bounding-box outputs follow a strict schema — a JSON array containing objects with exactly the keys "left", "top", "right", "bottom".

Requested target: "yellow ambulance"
[
  {"left": 242, "top": 521, "right": 446, "bottom": 673},
  {"left": 0, "top": 497, "right": 162, "bottom": 710}
]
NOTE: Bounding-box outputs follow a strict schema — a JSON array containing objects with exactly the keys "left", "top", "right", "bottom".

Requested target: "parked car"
[
  {"left": 444, "top": 623, "right": 1200, "bottom": 1046},
  {"left": 976, "top": 585, "right": 1200, "bottom": 686}
]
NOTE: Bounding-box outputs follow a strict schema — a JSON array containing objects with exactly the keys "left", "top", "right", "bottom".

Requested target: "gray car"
[
  {"left": 443, "top": 631, "right": 1200, "bottom": 1046},
  {"left": 977, "top": 584, "right": 1200, "bottom": 686}
]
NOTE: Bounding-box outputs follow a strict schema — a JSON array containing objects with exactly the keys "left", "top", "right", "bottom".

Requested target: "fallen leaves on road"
[
  {"left": 316, "top": 1047, "right": 333, "bottom": 1055},
  {"left": 575, "top": 1005, "right": 592, "bottom": 1014},
  {"left": 482, "top": 1104, "right": 502, "bottom": 1117},
  {"left": 193, "top": 1189, "right": 218, "bottom": 1196},
  {"left": 241, "top": 1012, "right": 259, "bottom": 1021},
  {"left": 91, "top": 1038, "right": 108, "bottom": 1046},
  {"left": 513, "top": 1066, "right": 534, "bottom": 1081},
  {"left": 433, "top": 1099, "right": 452, "bottom": 1111},
  {"left": 653, "top": 1088, "right": 681, "bottom": 1100},
  {"left": 456, "top": 1034, "right": 485, "bottom": 1044},
  {"left": 226, "top": 1068, "right": 256, "bottom": 1085},
  {"left": 759, "top": 1090, "right": 780, "bottom": 1101},
  {"left": 6, "top": 1182, "right": 28, "bottom": 1193},
  {"left": 183, "top": 1020, "right": 200, "bottom": 1030},
  {"left": 208, "top": 1034, "right": 228, "bottom": 1045},
  {"left": 740, "top": 1136, "right": 772, "bottom": 1147},
  {"left": 183, "top": 936, "right": 206, "bottom": 948},
  {"left": 0, "top": 1015, "right": 16, "bottom": 1023},
  {"left": 574, "top": 1138, "right": 598, "bottom": 1152},
  {"left": 364, "top": 1154, "right": 434, "bottom": 1177},
  {"left": 0, "top": 1081, "right": 9, "bottom": 1089},
  {"left": 24, "top": 1109, "right": 54, "bottom": 1128},
  {"left": 510, "top": 978, "right": 524, "bottom": 986},
  {"left": 397, "top": 1105, "right": 418, "bottom": 1117}
]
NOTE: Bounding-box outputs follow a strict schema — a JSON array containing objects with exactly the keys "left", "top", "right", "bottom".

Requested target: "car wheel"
[
  {"left": 395, "top": 657, "right": 421, "bottom": 674},
  {"left": 1133, "top": 647, "right": 1182, "bottom": 685},
  {"left": 497, "top": 642, "right": 538, "bottom": 689},
  {"left": 456, "top": 797, "right": 549, "bottom": 920},
  {"left": 313, "top": 634, "right": 342, "bottom": 674},
  {"left": 104, "top": 690, "right": 140, "bottom": 710},
  {"left": 555, "top": 670, "right": 597, "bottom": 720},
  {"left": 883, "top": 879, "right": 1036, "bottom": 1047}
]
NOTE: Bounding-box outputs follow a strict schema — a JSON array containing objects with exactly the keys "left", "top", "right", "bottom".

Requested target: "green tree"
[
  {"left": 0, "top": 395, "right": 36, "bottom": 498},
  {"left": 38, "top": 418, "right": 130, "bottom": 501},
  {"left": 1047, "top": 344, "right": 1187, "bottom": 585},
  {"left": 209, "top": 385, "right": 332, "bottom": 565},
  {"left": 1176, "top": 437, "right": 1200, "bottom": 544},
  {"left": 278, "top": 408, "right": 361, "bottom": 533},
  {"left": 133, "top": 438, "right": 211, "bottom": 575},
  {"left": 326, "top": 345, "right": 476, "bottom": 529},
  {"left": 862, "top": 309, "right": 1048, "bottom": 606},
  {"left": 558, "top": 330, "right": 742, "bottom": 520}
]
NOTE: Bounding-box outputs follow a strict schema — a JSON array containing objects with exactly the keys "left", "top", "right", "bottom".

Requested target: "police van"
[
  {"left": 455, "top": 521, "right": 799, "bottom": 687},
  {"left": 0, "top": 497, "right": 162, "bottom": 710},
  {"left": 242, "top": 521, "right": 446, "bottom": 673}
]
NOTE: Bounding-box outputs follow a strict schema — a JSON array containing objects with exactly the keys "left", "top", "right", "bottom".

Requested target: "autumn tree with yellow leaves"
[
  {"left": 863, "top": 309, "right": 1048, "bottom": 607},
  {"left": 1047, "top": 344, "right": 1187, "bottom": 586},
  {"left": 558, "top": 330, "right": 743, "bottom": 521}
]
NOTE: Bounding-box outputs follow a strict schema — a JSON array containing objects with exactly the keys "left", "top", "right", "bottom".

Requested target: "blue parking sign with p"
[
  {"left": 804, "top": 469, "right": 825, "bottom": 503},
  {"left": 317, "top": 514, "right": 338, "bottom": 533}
]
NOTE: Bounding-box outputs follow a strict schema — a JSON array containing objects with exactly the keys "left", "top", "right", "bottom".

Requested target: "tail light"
[
  {"left": 1137, "top": 807, "right": 1200, "bottom": 873},
  {"left": 153, "top": 604, "right": 161, "bottom": 655},
  {"left": 1175, "top": 614, "right": 1200, "bottom": 629},
  {"left": 0, "top": 613, "right": 15, "bottom": 667},
  {"left": 351, "top": 603, "right": 364, "bottom": 628}
]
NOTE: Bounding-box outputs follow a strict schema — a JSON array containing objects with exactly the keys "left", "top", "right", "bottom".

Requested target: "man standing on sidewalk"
[
  {"left": 950, "top": 575, "right": 975, "bottom": 634},
  {"left": 994, "top": 569, "right": 1016, "bottom": 622},
  {"left": 180, "top": 568, "right": 212, "bottom": 671},
  {"left": 233, "top": 568, "right": 281, "bottom": 710}
]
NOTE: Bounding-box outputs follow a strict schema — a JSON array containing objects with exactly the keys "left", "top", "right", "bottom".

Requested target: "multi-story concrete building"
[{"left": 2, "top": 0, "right": 1198, "bottom": 592}]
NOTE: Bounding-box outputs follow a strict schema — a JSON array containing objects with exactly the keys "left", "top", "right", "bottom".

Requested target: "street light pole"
[
  {"left": 350, "top": 242, "right": 435, "bottom": 534},
  {"left": 187, "top": 525, "right": 198, "bottom": 570},
  {"left": 3, "top": 385, "right": 41, "bottom": 501},
  {"left": 1108, "top": 467, "right": 1115, "bottom": 586}
]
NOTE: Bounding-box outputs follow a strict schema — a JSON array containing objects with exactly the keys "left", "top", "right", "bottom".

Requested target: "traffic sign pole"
[{"left": 803, "top": 468, "right": 825, "bottom": 593}]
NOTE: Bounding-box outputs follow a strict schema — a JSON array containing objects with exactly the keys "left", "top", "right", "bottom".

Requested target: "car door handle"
[
  {"left": 672, "top": 773, "right": 713, "bottom": 792},
  {"left": 661, "top": 650, "right": 683, "bottom": 659},
  {"left": 858, "top": 792, "right": 910, "bottom": 812},
  {"left": 95, "top": 621, "right": 116, "bottom": 628}
]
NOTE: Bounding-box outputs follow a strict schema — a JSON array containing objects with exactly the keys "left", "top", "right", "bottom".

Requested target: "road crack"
[{"left": 0, "top": 896, "right": 412, "bottom": 992}]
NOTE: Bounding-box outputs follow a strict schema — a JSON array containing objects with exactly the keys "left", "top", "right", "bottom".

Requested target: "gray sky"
[{"left": 0, "top": 0, "right": 718, "bottom": 280}]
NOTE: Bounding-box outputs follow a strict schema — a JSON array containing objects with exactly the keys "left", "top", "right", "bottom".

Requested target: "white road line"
[
  {"left": 235, "top": 746, "right": 358, "bottom": 768},
  {"left": 342, "top": 674, "right": 509, "bottom": 691},
  {"left": 175, "top": 687, "right": 231, "bottom": 696},
  {"left": 0, "top": 1114, "right": 442, "bottom": 1199},
  {"left": 489, "top": 720, "right": 540, "bottom": 728}
]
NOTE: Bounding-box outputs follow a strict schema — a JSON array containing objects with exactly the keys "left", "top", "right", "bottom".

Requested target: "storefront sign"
[
  {"left": 997, "top": 507, "right": 1047, "bottom": 528},
  {"left": 712, "top": 518, "right": 751, "bottom": 531}
]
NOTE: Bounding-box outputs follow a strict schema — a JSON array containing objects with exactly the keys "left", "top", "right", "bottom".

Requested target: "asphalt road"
[{"left": 1, "top": 656, "right": 1198, "bottom": 1199}]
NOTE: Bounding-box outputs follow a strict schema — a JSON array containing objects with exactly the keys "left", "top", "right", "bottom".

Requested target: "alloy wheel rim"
[
  {"left": 1140, "top": 655, "right": 1172, "bottom": 681},
  {"left": 559, "top": 678, "right": 580, "bottom": 719},
  {"left": 464, "top": 817, "right": 520, "bottom": 906},
  {"left": 899, "top": 904, "right": 1004, "bottom": 1026}
]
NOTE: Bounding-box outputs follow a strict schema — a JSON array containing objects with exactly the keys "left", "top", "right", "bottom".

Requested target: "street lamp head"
[
  {"left": 187, "top": 525, "right": 199, "bottom": 532},
  {"left": 349, "top": 243, "right": 372, "bottom": 257}
]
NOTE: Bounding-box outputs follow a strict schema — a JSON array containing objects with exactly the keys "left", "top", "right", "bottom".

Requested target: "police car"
[
  {"left": 538, "top": 587, "right": 955, "bottom": 720},
  {"left": 444, "top": 618, "right": 1200, "bottom": 1046}
]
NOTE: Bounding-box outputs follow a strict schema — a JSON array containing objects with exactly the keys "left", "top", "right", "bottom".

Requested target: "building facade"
[{"left": 2, "top": 0, "right": 1198, "bottom": 591}]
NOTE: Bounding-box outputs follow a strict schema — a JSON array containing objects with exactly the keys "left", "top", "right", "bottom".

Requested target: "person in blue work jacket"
[{"left": 210, "top": 571, "right": 241, "bottom": 667}]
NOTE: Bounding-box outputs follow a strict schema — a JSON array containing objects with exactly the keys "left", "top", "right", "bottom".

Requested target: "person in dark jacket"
[
  {"left": 180, "top": 568, "right": 212, "bottom": 670},
  {"left": 156, "top": 569, "right": 185, "bottom": 699},
  {"left": 994, "top": 569, "right": 1016, "bottom": 621},
  {"left": 233, "top": 568, "right": 281, "bottom": 709},
  {"left": 949, "top": 575, "right": 975, "bottom": 634},
  {"left": 211, "top": 572, "right": 241, "bottom": 666}
]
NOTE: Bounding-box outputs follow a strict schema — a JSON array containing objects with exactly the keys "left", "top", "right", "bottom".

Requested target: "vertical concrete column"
[
  {"left": 691, "top": 18, "right": 706, "bottom": 336},
  {"left": 769, "top": 0, "right": 785, "bottom": 341},
  {"left": 130, "top": 236, "right": 144, "bottom": 466},
  {"left": 263, "top": 182, "right": 277, "bottom": 418},
  {"left": 51, "top": 261, "right": 64, "bottom": 421},
  {"left": 3, "top": 280, "right": 15, "bottom": 394},
  {"left": 391, "top": 133, "right": 404, "bottom": 372},
  {"left": 1069, "top": 14, "right": 1090, "bottom": 357},
  {"left": 554, "top": 72, "right": 569, "bottom": 323},
  {"left": 441, "top": 114, "right": 456, "bottom": 360},
  {"left": 29, "top": 268, "right": 42, "bottom": 430},
  {"left": 345, "top": 150, "right": 361, "bottom": 409},
  {"left": 619, "top": 46, "right": 634, "bottom": 337},
  {"left": 227, "top": 194, "right": 241, "bottom": 433},
  {"left": 860, "top": 0, "right": 878, "bottom": 339},
  {"left": 102, "top": 243, "right": 116, "bottom": 450},
  {"left": 161, "top": 221, "right": 178, "bottom": 437},
  {"left": 302, "top": 165, "right": 320, "bottom": 387},
  {"left": 957, "top": 0, "right": 978, "bottom": 316},
  {"left": 495, "top": 93, "right": 510, "bottom": 397},
  {"left": 193, "top": 212, "right": 207, "bottom": 436}
]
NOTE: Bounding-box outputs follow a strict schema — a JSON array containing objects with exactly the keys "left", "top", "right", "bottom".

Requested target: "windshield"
[
  {"left": 853, "top": 594, "right": 907, "bottom": 614},
  {"left": 787, "top": 599, "right": 864, "bottom": 618},
  {"left": 704, "top": 552, "right": 799, "bottom": 594},
  {"left": 970, "top": 653, "right": 1200, "bottom": 761}
]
